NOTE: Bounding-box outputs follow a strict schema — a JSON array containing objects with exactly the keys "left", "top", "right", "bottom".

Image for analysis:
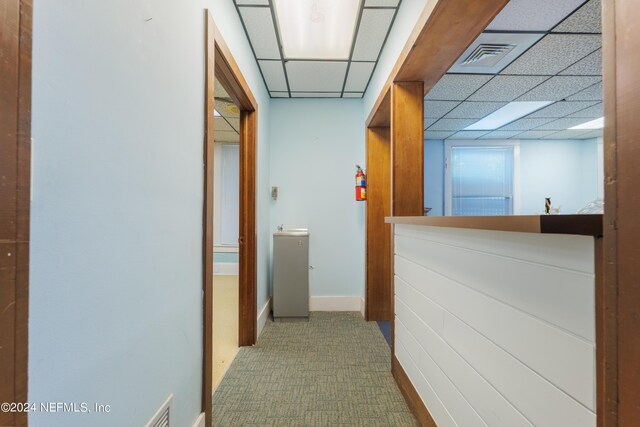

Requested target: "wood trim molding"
[{"left": 392, "top": 356, "right": 437, "bottom": 427}]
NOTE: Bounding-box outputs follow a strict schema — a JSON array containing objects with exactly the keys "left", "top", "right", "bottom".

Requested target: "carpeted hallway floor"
[{"left": 212, "top": 312, "right": 416, "bottom": 426}]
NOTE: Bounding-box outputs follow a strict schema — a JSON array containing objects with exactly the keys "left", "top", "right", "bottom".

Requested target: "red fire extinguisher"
[{"left": 355, "top": 165, "right": 366, "bottom": 201}]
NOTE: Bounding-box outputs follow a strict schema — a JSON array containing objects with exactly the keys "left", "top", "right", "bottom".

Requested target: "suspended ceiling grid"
[
  {"left": 424, "top": 0, "right": 603, "bottom": 140},
  {"left": 214, "top": 78, "right": 241, "bottom": 143},
  {"left": 234, "top": 0, "right": 402, "bottom": 98}
]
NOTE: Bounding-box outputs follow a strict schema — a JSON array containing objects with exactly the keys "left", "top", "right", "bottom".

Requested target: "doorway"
[{"left": 202, "top": 11, "right": 259, "bottom": 426}]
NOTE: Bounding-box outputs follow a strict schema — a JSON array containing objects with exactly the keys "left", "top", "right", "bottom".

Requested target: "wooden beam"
[
  {"left": 365, "top": 127, "right": 391, "bottom": 321},
  {"left": 391, "top": 82, "right": 424, "bottom": 216}
]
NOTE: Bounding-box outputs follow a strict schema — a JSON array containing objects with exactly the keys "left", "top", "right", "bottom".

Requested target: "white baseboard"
[
  {"left": 192, "top": 413, "right": 205, "bottom": 427},
  {"left": 310, "top": 296, "right": 364, "bottom": 314},
  {"left": 213, "top": 262, "right": 238, "bottom": 276},
  {"left": 257, "top": 297, "right": 271, "bottom": 338}
]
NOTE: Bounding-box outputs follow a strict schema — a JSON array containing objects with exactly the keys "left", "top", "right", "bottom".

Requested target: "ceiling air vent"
[
  {"left": 145, "top": 394, "right": 173, "bottom": 427},
  {"left": 461, "top": 44, "right": 516, "bottom": 67}
]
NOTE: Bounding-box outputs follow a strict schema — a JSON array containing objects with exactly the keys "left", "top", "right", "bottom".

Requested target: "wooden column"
[
  {"left": 365, "top": 127, "right": 391, "bottom": 321},
  {"left": 391, "top": 82, "right": 424, "bottom": 216}
]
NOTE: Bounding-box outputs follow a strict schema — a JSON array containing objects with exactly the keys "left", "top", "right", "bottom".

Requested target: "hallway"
[{"left": 212, "top": 312, "right": 415, "bottom": 426}]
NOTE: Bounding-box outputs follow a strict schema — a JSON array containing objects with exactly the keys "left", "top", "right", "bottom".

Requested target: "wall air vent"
[
  {"left": 462, "top": 44, "right": 516, "bottom": 66},
  {"left": 145, "top": 394, "right": 173, "bottom": 427}
]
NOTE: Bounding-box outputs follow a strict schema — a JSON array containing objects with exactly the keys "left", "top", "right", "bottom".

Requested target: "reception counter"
[{"left": 385, "top": 214, "right": 602, "bottom": 427}]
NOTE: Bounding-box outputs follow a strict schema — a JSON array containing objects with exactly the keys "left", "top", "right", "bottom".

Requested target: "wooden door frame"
[
  {"left": 1, "top": 1, "right": 31, "bottom": 426},
  {"left": 204, "top": 11, "right": 258, "bottom": 426}
]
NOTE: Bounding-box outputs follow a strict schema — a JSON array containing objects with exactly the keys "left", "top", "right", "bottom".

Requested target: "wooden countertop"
[{"left": 385, "top": 214, "right": 603, "bottom": 237}]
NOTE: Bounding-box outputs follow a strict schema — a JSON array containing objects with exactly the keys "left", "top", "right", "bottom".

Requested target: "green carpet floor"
[{"left": 212, "top": 312, "right": 416, "bottom": 426}]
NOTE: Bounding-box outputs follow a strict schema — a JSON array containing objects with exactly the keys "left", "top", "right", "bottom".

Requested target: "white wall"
[
  {"left": 394, "top": 224, "right": 596, "bottom": 427},
  {"left": 269, "top": 99, "right": 366, "bottom": 301},
  {"left": 425, "top": 139, "right": 603, "bottom": 216},
  {"left": 30, "top": 1, "right": 269, "bottom": 426}
]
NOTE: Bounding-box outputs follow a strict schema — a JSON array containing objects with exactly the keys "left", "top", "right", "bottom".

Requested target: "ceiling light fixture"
[
  {"left": 214, "top": 109, "right": 221, "bottom": 117},
  {"left": 464, "top": 101, "right": 553, "bottom": 130},
  {"left": 569, "top": 117, "right": 604, "bottom": 130},
  {"left": 273, "top": 0, "right": 361, "bottom": 60}
]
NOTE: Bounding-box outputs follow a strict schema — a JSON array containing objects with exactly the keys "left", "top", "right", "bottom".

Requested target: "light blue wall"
[
  {"left": 30, "top": 1, "right": 269, "bottom": 426},
  {"left": 363, "top": 0, "right": 429, "bottom": 118},
  {"left": 424, "top": 139, "right": 602, "bottom": 217},
  {"left": 214, "top": 252, "right": 239, "bottom": 263},
  {"left": 424, "top": 140, "right": 445, "bottom": 216},
  {"left": 269, "top": 99, "right": 366, "bottom": 298}
]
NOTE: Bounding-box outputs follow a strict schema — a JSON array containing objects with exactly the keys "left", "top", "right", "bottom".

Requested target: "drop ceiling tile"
[
  {"left": 553, "top": 0, "right": 602, "bottom": 33},
  {"left": 270, "top": 92, "right": 289, "bottom": 98},
  {"left": 567, "top": 102, "right": 603, "bottom": 118},
  {"left": 236, "top": 0, "right": 269, "bottom": 4},
  {"left": 216, "top": 100, "right": 240, "bottom": 118},
  {"left": 468, "top": 75, "right": 549, "bottom": 101},
  {"left": 259, "top": 60, "right": 288, "bottom": 92},
  {"left": 424, "top": 118, "right": 438, "bottom": 129},
  {"left": 428, "top": 118, "right": 477, "bottom": 131},
  {"left": 486, "top": 0, "right": 586, "bottom": 31},
  {"left": 499, "top": 118, "right": 556, "bottom": 131},
  {"left": 352, "top": 9, "right": 396, "bottom": 61},
  {"left": 536, "top": 117, "right": 597, "bottom": 130},
  {"left": 214, "top": 130, "right": 239, "bottom": 142},
  {"left": 566, "top": 81, "right": 602, "bottom": 101},
  {"left": 444, "top": 102, "right": 508, "bottom": 119},
  {"left": 517, "top": 76, "right": 601, "bottom": 101},
  {"left": 526, "top": 101, "right": 598, "bottom": 118},
  {"left": 576, "top": 130, "right": 604, "bottom": 139},
  {"left": 424, "top": 100, "right": 460, "bottom": 119},
  {"left": 365, "top": 0, "right": 400, "bottom": 6},
  {"left": 424, "top": 131, "right": 455, "bottom": 140},
  {"left": 286, "top": 62, "right": 348, "bottom": 92},
  {"left": 238, "top": 7, "right": 281, "bottom": 59},
  {"left": 214, "top": 117, "right": 234, "bottom": 132},
  {"left": 343, "top": 92, "right": 364, "bottom": 98},
  {"left": 515, "top": 130, "right": 560, "bottom": 139},
  {"left": 542, "top": 130, "right": 592, "bottom": 139},
  {"left": 214, "top": 79, "right": 230, "bottom": 99},
  {"left": 344, "top": 62, "right": 376, "bottom": 92},
  {"left": 426, "top": 74, "right": 493, "bottom": 101},
  {"left": 449, "top": 131, "right": 491, "bottom": 139},
  {"left": 560, "top": 49, "right": 601, "bottom": 76},
  {"left": 500, "top": 34, "right": 601, "bottom": 75},
  {"left": 480, "top": 130, "right": 524, "bottom": 139},
  {"left": 291, "top": 92, "right": 342, "bottom": 98}
]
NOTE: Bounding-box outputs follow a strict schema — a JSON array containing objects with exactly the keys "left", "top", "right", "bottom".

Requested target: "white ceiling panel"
[
  {"left": 424, "top": 100, "right": 460, "bottom": 119},
  {"left": 214, "top": 117, "right": 234, "bottom": 132},
  {"left": 270, "top": 92, "right": 289, "bottom": 98},
  {"left": 449, "top": 131, "right": 491, "bottom": 139},
  {"left": 486, "top": 0, "right": 586, "bottom": 31},
  {"left": 291, "top": 92, "right": 342, "bottom": 98},
  {"left": 352, "top": 9, "right": 396, "bottom": 61},
  {"left": 515, "top": 130, "right": 559, "bottom": 139},
  {"left": 567, "top": 102, "right": 602, "bottom": 118},
  {"left": 468, "top": 75, "right": 549, "bottom": 102},
  {"left": 424, "top": 118, "right": 437, "bottom": 129},
  {"left": 259, "top": 60, "right": 288, "bottom": 92},
  {"left": 214, "top": 79, "right": 230, "bottom": 99},
  {"left": 542, "top": 129, "right": 592, "bottom": 139},
  {"left": 344, "top": 62, "right": 376, "bottom": 92},
  {"left": 428, "top": 118, "right": 477, "bottom": 131},
  {"left": 214, "top": 130, "right": 240, "bottom": 142},
  {"left": 480, "top": 130, "right": 524, "bottom": 139},
  {"left": 535, "top": 117, "right": 598, "bottom": 131},
  {"left": 239, "top": 7, "right": 281, "bottom": 59},
  {"left": 499, "top": 118, "right": 556, "bottom": 131},
  {"left": 566, "top": 81, "right": 602, "bottom": 101},
  {"left": 236, "top": 0, "right": 269, "bottom": 4},
  {"left": 575, "top": 130, "right": 604, "bottom": 139},
  {"left": 553, "top": 0, "right": 601, "bottom": 33},
  {"left": 426, "top": 74, "right": 493, "bottom": 101},
  {"left": 227, "top": 118, "right": 240, "bottom": 131},
  {"left": 424, "top": 131, "right": 455, "bottom": 140},
  {"left": 526, "top": 100, "right": 599, "bottom": 118},
  {"left": 444, "top": 101, "right": 508, "bottom": 119},
  {"left": 560, "top": 49, "right": 601, "bottom": 76},
  {"left": 286, "top": 61, "right": 348, "bottom": 92},
  {"left": 500, "top": 34, "right": 601, "bottom": 75},
  {"left": 364, "top": 0, "right": 400, "bottom": 6},
  {"left": 343, "top": 92, "right": 364, "bottom": 98},
  {"left": 517, "top": 76, "right": 601, "bottom": 101}
]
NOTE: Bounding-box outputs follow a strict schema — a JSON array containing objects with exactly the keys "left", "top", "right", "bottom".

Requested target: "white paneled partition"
[{"left": 394, "top": 224, "right": 596, "bottom": 427}]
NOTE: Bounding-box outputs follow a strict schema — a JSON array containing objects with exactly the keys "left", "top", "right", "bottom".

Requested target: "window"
[
  {"left": 214, "top": 144, "right": 240, "bottom": 246},
  {"left": 445, "top": 141, "right": 519, "bottom": 216}
]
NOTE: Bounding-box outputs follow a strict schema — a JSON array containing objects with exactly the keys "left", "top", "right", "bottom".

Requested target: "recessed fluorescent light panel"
[
  {"left": 569, "top": 117, "right": 604, "bottom": 130},
  {"left": 464, "top": 101, "right": 553, "bottom": 130},
  {"left": 273, "top": 0, "right": 361, "bottom": 60},
  {"left": 214, "top": 109, "right": 221, "bottom": 117}
]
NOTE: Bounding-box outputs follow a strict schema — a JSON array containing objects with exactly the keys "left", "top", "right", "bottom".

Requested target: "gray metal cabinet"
[{"left": 272, "top": 229, "right": 309, "bottom": 319}]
